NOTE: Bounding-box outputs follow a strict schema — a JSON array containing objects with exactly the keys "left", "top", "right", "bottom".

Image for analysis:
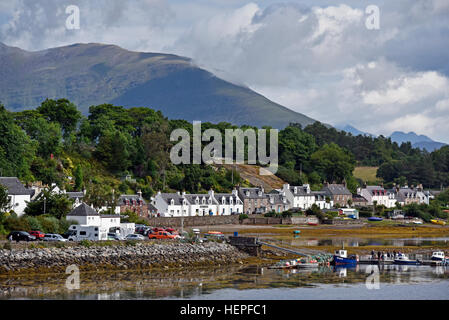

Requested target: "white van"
[{"left": 67, "top": 225, "right": 108, "bottom": 241}]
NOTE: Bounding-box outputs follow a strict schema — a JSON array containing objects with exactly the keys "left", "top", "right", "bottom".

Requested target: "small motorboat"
[
  {"left": 293, "top": 230, "right": 301, "bottom": 235},
  {"left": 431, "top": 251, "right": 446, "bottom": 261},
  {"left": 368, "top": 217, "right": 383, "bottom": 221},
  {"left": 330, "top": 249, "right": 358, "bottom": 266},
  {"left": 394, "top": 253, "right": 420, "bottom": 265},
  {"left": 431, "top": 219, "right": 446, "bottom": 226}
]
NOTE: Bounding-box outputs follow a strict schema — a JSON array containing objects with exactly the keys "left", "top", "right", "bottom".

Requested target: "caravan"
[{"left": 67, "top": 225, "right": 108, "bottom": 241}]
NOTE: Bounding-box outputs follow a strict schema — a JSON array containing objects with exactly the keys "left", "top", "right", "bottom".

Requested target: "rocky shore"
[{"left": 0, "top": 242, "right": 250, "bottom": 275}]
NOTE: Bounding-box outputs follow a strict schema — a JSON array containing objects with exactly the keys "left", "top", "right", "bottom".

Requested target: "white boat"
[
  {"left": 431, "top": 251, "right": 446, "bottom": 261},
  {"left": 394, "top": 253, "right": 420, "bottom": 265}
]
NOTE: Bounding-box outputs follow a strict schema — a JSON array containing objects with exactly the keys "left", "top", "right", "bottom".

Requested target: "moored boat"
[
  {"left": 431, "top": 251, "right": 445, "bottom": 261},
  {"left": 394, "top": 253, "right": 421, "bottom": 265},
  {"left": 368, "top": 217, "right": 383, "bottom": 221},
  {"left": 430, "top": 219, "right": 446, "bottom": 226},
  {"left": 330, "top": 249, "right": 358, "bottom": 266}
]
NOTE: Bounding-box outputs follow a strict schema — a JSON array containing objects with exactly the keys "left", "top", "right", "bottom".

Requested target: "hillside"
[
  {"left": 390, "top": 131, "right": 447, "bottom": 152},
  {"left": 0, "top": 42, "right": 318, "bottom": 129}
]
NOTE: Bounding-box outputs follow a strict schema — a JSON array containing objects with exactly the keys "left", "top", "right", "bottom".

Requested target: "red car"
[
  {"left": 29, "top": 230, "right": 45, "bottom": 240},
  {"left": 152, "top": 227, "right": 166, "bottom": 232},
  {"left": 148, "top": 231, "right": 179, "bottom": 240}
]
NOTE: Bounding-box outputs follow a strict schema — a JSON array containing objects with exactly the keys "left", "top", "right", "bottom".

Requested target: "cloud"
[{"left": 1, "top": 0, "right": 448, "bottom": 142}]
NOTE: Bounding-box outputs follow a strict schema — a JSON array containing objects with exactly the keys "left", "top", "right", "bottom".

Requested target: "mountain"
[
  {"left": 0, "top": 42, "right": 319, "bottom": 129},
  {"left": 389, "top": 131, "right": 447, "bottom": 152},
  {"left": 336, "top": 124, "right": 376, "bottom": 137}
]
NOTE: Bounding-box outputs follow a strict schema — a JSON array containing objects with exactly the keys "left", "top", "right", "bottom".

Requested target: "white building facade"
[{"left": 0, "top": 177, "right": 32, "bottom": 217}]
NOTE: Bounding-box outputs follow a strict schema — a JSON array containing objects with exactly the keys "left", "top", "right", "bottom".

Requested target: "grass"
[{"left": 353, "top": 166, "right": 381, "bottom": 184}]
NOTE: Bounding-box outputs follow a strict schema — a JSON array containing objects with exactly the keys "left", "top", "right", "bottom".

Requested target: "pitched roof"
[
  {"left": 215, "top": 193, "right": 242, "bottom": 204},
  {"left": 0, "top": 177, "right": 32, "bottom": 195},
  {"left": 322, "top": 184, "right": 352, "bottom": 196},
  {"left": 67, "top": 203, "right": 100, "bottom": 216},
  {"left": 66, "top": 192, "right": 84, "bottom": 199},
  {"left": 118, "top": 194, "right": 147, "bottom": 204},
  {"left": 159, "top": 193, "right": 186, "bottom": 205},
  {"left": 238, "top": 187, "right": 266, "bottom": 199}
]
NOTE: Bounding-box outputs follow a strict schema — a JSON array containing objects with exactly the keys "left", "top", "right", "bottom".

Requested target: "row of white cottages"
[{"left": 151, "top": 184, "right": 335, "bottom": 217}]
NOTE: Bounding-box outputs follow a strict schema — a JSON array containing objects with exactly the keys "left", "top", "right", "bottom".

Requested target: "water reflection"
[
  {"left": 274, "top": 237, "right": 449, "bottom": 248},
  {"left": 1, "top": 261, "right": 449, "bottom": 300}
]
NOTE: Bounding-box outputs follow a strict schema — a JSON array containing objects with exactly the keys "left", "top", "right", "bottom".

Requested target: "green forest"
[{"left": 1, "top": 98, "right": 449, "bottom": 203}]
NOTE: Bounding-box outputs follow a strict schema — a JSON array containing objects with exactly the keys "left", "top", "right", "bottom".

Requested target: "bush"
[
  {"left": 239, "top": 214, "right": 249, "bottom": 221},
  {"left": 264, "top": 211, "right": 275, "bottom": 217},
  {"left": 79, "top": 240, "right": 94, "bottom": 247},
  {"left": 281, "top": 211, "right": 292, "bottom": 218},
  {"left": 125, "top": 240, "right": 138, "bottom": 246}
]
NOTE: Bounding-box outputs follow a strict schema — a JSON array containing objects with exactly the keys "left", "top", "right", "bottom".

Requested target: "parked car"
[
  {"left": 152, "top": 227, "right": 166, "bottom": 232},
  {"left": 43, "top": 234, "right": 68, "bottom": 242},
  {"left": 108, "top": 233, "right": 125, "bottom": 241},
  {"left": 148, "top": 231, "right": 180, "bottom": 240},
  {"left": 29, "top": 230, "right": 45, "bottom": 240},
  {"left": 125, "top": 234, "right": 145, "bottom": 241},
  {"left": 7, "top": 231, "right": 36, "bottom": 242}
]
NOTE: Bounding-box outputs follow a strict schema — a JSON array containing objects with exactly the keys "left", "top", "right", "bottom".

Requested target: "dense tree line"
[{"left": 0, "top": 99, "right": 448, "bottom": 208}]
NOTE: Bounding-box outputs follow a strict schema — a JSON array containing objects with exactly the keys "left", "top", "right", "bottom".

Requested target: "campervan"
[{"left": 67, "top": 225, "right": 108, "bottom": 241}]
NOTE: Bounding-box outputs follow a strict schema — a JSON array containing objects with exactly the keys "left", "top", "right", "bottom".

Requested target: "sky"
[{"left": 0, "top": 0, "right": 448, "bottom": 142}]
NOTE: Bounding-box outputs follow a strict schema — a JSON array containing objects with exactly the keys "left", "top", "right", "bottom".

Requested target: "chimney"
[{"left": 138, "top": 189, "right": 142, "bottom": 199}]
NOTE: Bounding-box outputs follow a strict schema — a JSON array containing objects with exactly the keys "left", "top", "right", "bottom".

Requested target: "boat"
[
  {"left": 431, "top": 251, "right": 446, "bottom": 261},
  {"left": 368, "top": 217, "right": 383, "bottom": 221},
  {"left": 307, "top": 222, "right": 318, "bottom": 226},
  {"left": 330, "top": 249, "right": 358, "bottom": 266},
  {"left": 394, "top": 253, "right": 421, "bottom": 265},
  {"left": 430, "top": 219, "right": 446, "bottom": 226},
  {"left": 293, "top": 230, "right": 301, "bottom": 235}
]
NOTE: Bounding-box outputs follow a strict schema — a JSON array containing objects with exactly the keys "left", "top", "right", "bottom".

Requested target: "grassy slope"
[{"left": 353, "top": 166, "right": 381, "bottom": 184}]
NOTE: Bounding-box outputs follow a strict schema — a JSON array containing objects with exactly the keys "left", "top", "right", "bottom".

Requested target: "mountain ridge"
[{"left": 0, "top": 42, "right": 319, "bottom": 129}]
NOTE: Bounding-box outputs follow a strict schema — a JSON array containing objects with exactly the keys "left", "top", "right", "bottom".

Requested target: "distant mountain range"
[
  {"left": 389, "top": 131, "right": 447, "bottom": 152},
  {"left": 336, "top": 125, "right": 375, "bottom": 137},
  {"left": 0, "top": 42, "right": 319, "bottom": 129},
  {"left": 337, "top": 124, "right": 447, "bottom": 152}
]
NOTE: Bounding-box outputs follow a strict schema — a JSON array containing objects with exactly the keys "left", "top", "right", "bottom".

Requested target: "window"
[{"left": 79, "top": 231, "right": 86, "bottom": 236}]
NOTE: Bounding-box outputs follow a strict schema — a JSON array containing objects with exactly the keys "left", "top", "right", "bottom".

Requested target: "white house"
[
  {"left": 66, "top": 203, "right": 131, "bottom": 235},
  {"left": 359, "top": 186, "right": 393, "bottom": 208},
  {"left": 0, "top": 177, "right": 32, "bottom": 216},
  {"left": 214, "top": 189, "right": 244, "bottom": 215},
  {"left": 152, "top": 189, "right": 244, "bottom": 217},
  {"left": 282, "top": 184, "right": 316, "bottom": 210},
  {"left": 152, "top": 192, "right": 189, "bottom": 217},
  {"left": 312, "top": 191, "right": 333, "bottom": 210}
]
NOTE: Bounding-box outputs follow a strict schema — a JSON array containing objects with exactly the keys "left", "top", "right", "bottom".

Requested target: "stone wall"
[
  {"left": 0, "top": 242, "right": 249, "bottom": 274},
  {"left": 145, "top": 215, "right": 240, "bottom": 227}
]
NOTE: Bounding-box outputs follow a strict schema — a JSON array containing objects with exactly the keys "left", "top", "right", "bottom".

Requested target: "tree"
[
  {"left": 24, "top": 190, "right": 73, "bottom": 219},
  {"left": 37, "top": 99, "right": 82, "bottom": 137},
  {"left": 74, "top": 164, "right": 84, "bottom": 191},
  {"left": 0, "top": 185, "right": 11, "bottom": 213},
  {"left": 310, "top": 143, "right": 355, "bottom": 183},
  {"left": 0, "top": 105, "right": 36, "bottom": 179}
]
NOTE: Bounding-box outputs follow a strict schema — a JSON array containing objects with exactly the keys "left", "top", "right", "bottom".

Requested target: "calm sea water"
[{"left": 2, "top": 264, "right": 449, "bottom": 300}]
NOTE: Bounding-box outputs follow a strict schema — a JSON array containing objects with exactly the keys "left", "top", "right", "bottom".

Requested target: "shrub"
[
  {"left": 264, "top": 211, "right": 275, "bottom": 217},
  {"left": 79, "top": 240, "right": 93, "bottom": 247},
  {"left": 125, "top": 240, "right": 138, "bottom": 246},
  {"left": 281, "top": 211, "right": 292, "bottom": 218},
  {"left": 239, "top": 214, "right": 249, "bottom": 221}
]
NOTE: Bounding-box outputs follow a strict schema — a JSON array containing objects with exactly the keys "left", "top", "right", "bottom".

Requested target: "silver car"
[
  {"left": 43, "top": 234, "right": 68, "bottom": 242},
  {"left": 125, "top": 234, "right": 145, "bottom": 241}
]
